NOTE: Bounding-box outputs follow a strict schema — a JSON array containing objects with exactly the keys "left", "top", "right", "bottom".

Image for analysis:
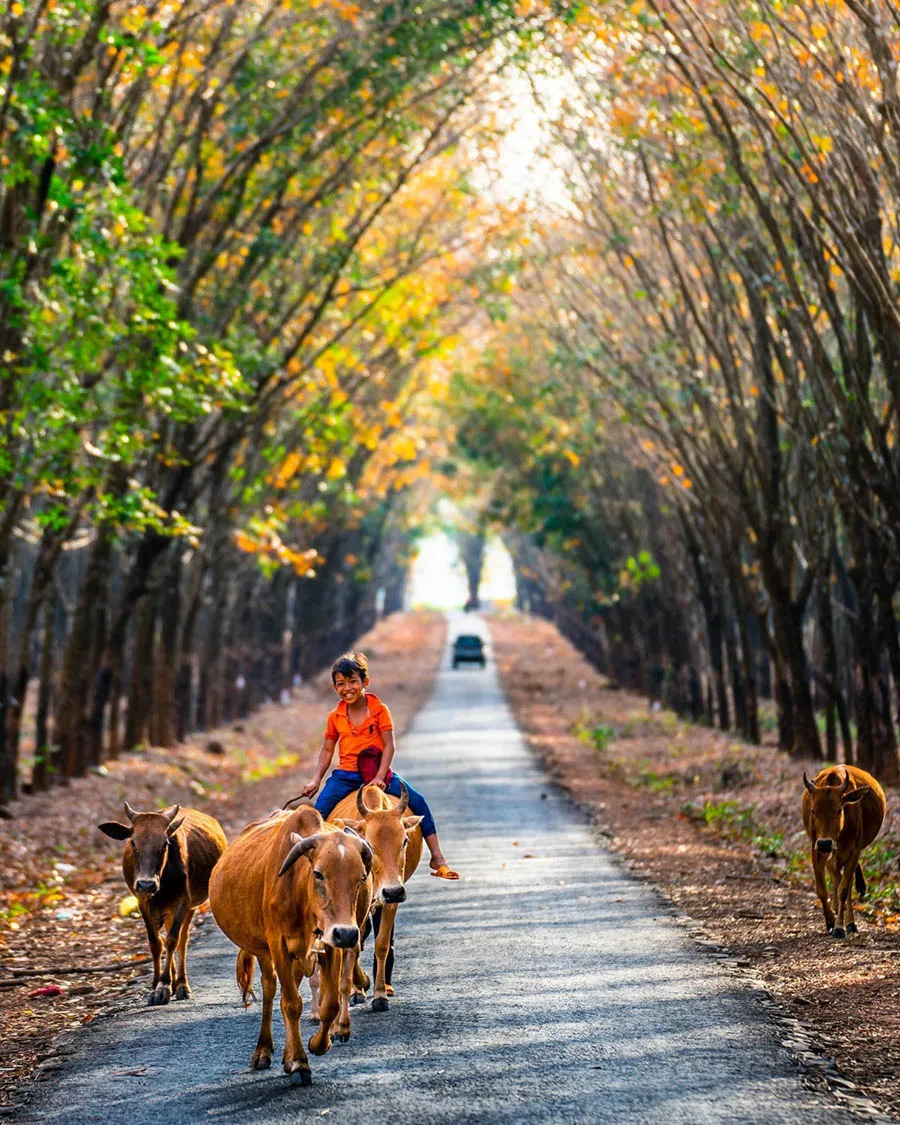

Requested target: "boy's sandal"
[
  {"left": 429, "top": 863, "right": 459, "bottom": 881},
  {"left": 385, "top": 984, "right": 395, "bottom": 997}
]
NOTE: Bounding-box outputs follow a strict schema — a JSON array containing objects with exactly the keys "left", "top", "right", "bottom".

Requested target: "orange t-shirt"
[{"left": 324, "top": 692, "right": 393, "bottom": 772}]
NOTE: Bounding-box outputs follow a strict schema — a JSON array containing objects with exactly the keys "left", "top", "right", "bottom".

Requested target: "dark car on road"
[{"left": 452, "top": 634, "right": 487, "bottom": 669}]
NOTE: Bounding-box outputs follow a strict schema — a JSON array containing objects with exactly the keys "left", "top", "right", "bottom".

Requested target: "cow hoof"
[
  {"left": 349, "top": 992, "right": 365, "bottom": 1007},
  {"left": 174, "top": 984, "right": 192, "bottom": 1001},
  {"left": 846, "top": 923, "right": 858, "bottom": 935},
  {"left": 147, "top": 985, "right": 171, "bottom": 1006},
  {"left": 832, "top": 926, "right": 846, "bottom": 939},
  {"left": 337, "top": 1032, "right": 350, "bottom": 1044},
  {"left": 290, "top": 1066, "right": 312, "bottom": 1087},
  {"left": 309, "top": 1017, "right": 320, "bottom": 1026},
  {"left": 251, "top": 1053, "right": 272, "bottom": 1071},
  {"left": 372, "top": 997, "right": 389, "bottom": 1013}
]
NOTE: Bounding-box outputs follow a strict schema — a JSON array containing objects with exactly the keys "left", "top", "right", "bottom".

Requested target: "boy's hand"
[
  {"left": 300, "top": 780, "right": 320, "bottom": 798},
  {"left": 370, "top": 776, "right": 388, "bottom": 791}
]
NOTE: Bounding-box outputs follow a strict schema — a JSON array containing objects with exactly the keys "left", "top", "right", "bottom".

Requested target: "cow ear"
[
  {"left": 842, "top": 785, "right": 870, "bottom": 805},
  {"left": 359, "top": 840, "right": 373, "bottom": 875},
  {"left": 166, "top": 816, "right": 186, "bottom": 836},
  {"left": 402, "top": 815, "right": 423, "bottom": 832},
  {"left": 98, "top": 821, "right": 133, "bottom": 840}
]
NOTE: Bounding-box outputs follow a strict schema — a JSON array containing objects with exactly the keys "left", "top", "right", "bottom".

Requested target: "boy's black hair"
[{"left": 331, "top": 650, "right": 369, "bottom": 683}]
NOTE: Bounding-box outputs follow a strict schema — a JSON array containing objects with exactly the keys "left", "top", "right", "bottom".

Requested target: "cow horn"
[
  {"left": 278, "top": 832, "right": 320, "bottom": 877},
  {"left": 164, "top": 803, "right": 181, "bottom": 826},
  {"left": 802, "top": 772, "right": 817, "bottom": 794},
  {"left": 840, "top": 770, "right": 851, "bottom": 794},
  {"left": 123, "top": 801, "right": 138, "bottom": 823},
  {"left": 396, "top": 781, "right": 409, "bottom": 815},
  {"left": 357, "top": 787, "right": 372, "bottom": 817}
]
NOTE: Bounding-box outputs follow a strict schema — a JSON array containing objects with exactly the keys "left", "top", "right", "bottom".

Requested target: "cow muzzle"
[
  {"left": 135, "top": 877, "right": 160, "bottom": 895},
  {"left": 816, "top": 839, "right": 834, "bottom": 855},
  {"left": 381, "top": 884, "right": 406, "bottom": 904},
  {"left": 327, "top": 925, "right": 360, "bottom": 949}
]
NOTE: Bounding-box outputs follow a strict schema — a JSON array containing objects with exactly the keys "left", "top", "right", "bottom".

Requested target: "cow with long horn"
[
  {"left": 801, "top": 765, "right": 886, "bottom": 937},
  {"left": 330, "top": 781, "right": 423, "bottom": 1011},
  {"left": 209, "top": 804, "right": 373, "bottom": 1084},
  {"left": 98, "top": 801, "right": 227, "bottom": 1005}
]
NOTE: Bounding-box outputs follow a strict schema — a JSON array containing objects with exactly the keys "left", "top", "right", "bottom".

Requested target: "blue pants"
[{"left": 315, "top": 769, "right": 436, "bottom": 838}]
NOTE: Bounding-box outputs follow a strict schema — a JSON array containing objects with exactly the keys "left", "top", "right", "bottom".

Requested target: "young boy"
[{"left": 300, "top": 651, "right": 459, "bottom": 879}]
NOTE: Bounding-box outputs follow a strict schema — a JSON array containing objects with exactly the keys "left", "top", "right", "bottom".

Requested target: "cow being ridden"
[
  {"left": 330, "top": 782, "right": 423, "bottom": 1012},
  {"left": 98, "top": 802, "right": 227, "bottom": 1005},
  {"left": 802, "top": 765, "right": 886, "bottom": 938},
  {"left": 209, "top": 804, "right": 372, "bottom": 1085}
]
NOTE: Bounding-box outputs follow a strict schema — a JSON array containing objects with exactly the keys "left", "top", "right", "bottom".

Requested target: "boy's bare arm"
[
  {"left": 302, "top": 739, "right": 336, "bottom": 797},
  {"left": 372, "top": 730, "right": 396, "bottom": 789}
]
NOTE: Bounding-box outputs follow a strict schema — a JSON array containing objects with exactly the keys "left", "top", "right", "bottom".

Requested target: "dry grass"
[
  {"left": 490, "top": 610, "right": 900, "bottom": 1120},
  {"left": 0, "top": 610, "right": 446, "bottom": 1111}
]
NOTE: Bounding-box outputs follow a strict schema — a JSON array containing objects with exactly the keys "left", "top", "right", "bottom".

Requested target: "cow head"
[
  {"left": 803, "top": 770, "right": 870, "bottom": 855},
  {"left": 336, "top": 783, "right": 423, "bottom": 906},
  {"left": 278, "top": 827, "right": 372, "bottom": 949},
  {"left": 97, "top": 802, "right": 185, "bottom": 896}
]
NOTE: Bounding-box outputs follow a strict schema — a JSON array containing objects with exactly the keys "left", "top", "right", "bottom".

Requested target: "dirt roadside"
[
  {"left": 0, "top": 610, "right": 446, "bottom": 1114},
  {"left": 489, "top": 611, "right": 900, "bottom": 1120}
]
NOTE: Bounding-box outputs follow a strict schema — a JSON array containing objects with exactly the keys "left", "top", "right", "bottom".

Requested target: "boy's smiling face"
[{"left": 333, "top": 670, "right": 368, "bottom": 706}]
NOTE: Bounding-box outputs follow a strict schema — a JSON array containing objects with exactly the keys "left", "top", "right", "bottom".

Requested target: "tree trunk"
[
  {"left": 154, "top": 551, "right": 181, "bottom": 748},
  {"left": 852, "top": 574, "right": 899, "bottom": 782},
  {"left": 56, "top": 529, "right": 113, "bottom": 780},
  {"left": 31, "top": 593, "right": 55, "bottom": 793},
  {"left": 124, "top": 591, "right": 157, "bottom": 751}
]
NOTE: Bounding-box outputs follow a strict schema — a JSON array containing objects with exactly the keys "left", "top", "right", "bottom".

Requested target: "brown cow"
[
  {"left": 802, "top": 765, "right": 886, "bottom": 938},
  {"left": 331, "top": 782, "right": 423, "bottom": 1011},
  {"left": 98, "top": 802, "right": 227, "bottom": 1005},
  {"left": 208, "top": 804, "right": 372, "bottom": 1085}
]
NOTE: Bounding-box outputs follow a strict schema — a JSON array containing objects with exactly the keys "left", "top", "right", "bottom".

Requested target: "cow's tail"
[
  {"left": 855, "top": 863, "right": 867, "bottom": 897},
  {"left": 236, "top": 949, "right": 257, "bottom": 1007}
]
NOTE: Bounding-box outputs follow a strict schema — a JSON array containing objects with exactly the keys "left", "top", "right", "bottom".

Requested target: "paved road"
[{"left": 21, "top": 614, "right": 853, "bottom": 1124}]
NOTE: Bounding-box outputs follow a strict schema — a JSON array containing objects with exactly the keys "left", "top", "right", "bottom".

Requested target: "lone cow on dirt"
[
  {"left": 801, "top": 765, "right": 886, "bottom": 938},
  {"left": 208, "top": 804, "right": 372, "bottom": 1086},
  {"left": 98, "top": 802, "right": 227, "bottom": 1004}
]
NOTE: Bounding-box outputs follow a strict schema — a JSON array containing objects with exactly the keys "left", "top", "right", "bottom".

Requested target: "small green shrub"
[{"left": 573, "top": 720, "right": 616, "bottom": 751}]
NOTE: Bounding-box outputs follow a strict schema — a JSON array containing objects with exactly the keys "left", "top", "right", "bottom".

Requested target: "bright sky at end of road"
[{"left": 409, "top": 532, "right": 516, "bottom": 609}]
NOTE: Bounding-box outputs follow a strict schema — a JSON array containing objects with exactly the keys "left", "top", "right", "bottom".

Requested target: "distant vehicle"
[{"left": 452, "top": 634, "right": 486, "bottom": 669}]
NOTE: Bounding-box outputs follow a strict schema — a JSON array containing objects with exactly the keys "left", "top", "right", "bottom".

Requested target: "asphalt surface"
[{"left": 21, "top": 613, "right": 854, "bottom": 1124}]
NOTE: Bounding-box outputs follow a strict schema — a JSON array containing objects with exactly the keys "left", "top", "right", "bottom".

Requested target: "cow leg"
[
  {"left": 826, "top": 856, "right": 846, "bottom": 938},
  {"left": 335, "top": 946, "right": 357, "bottom": 1043},
  {"left": 152, "top": 904, "right": 185, "bottom": 1005},
  {"left": 351, "top": 916, "right": 371, "bottom": 1005},
  {"left": 139, "top": 903, "right": 167, "bottom": 1006},
  {"left": 308, "top": 946, "right": 339, "bottom": 1056},
  {"left": 351, "top": 955, "right": 370, "bottom": 1005},
  {"left": 811, "top": 850, "right": 834, "bottom": 933},
  {"left": 309, "top": 966, "right": 321, "bottom": 1025},
  {"left": 250, "top": 954, "right": 277, "bottom": 1071},
  {"left": 273, "top": 949, "right": 311, "bottom": 1085},
  {"left": 838, "top": 851, "right": 861, "bottom": 936},
  {"left": 372, "top": 902, "right": 397, "bottom": 1011},
  {"left": 173, "top": 907, "right": 195, "bottom": 1000}
]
